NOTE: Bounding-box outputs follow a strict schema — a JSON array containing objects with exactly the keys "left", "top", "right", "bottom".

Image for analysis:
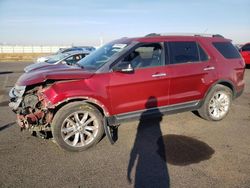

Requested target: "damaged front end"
[{"left": 9, "top": 85, "right": 54, "bottom": 132}]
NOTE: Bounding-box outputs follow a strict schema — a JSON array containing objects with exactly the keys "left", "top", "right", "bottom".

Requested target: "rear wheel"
[
  {"left": 198, "top": 84, "right": 232, "bottom": 121},
  {"left": 51, "top": 102, "right": 104, "bottom": 152}
]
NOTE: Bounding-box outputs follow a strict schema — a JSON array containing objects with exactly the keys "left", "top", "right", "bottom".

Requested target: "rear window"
[
  {"left": 241, "top": 44, "right": 250, "bottom": 52},
  {"left": 213, "top": 42, "right": 241, "bottom": 59}
]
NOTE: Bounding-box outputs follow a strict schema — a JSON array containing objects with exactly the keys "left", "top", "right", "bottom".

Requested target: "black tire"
[
  {"left": 51, "top": 102, "right": 104, "bottom": 152},
  {"left": 198, "top": 84, "right": 233, "bottom": 121}
]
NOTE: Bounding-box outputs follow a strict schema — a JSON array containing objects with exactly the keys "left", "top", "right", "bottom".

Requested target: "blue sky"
[{"left": 0, "top": 0, "right": 249, "bottom": 45}]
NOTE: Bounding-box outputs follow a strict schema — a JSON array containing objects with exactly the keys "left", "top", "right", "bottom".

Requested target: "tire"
[
  {"left": 198, "top": 84, "right": 232, "bottom": 121},
  {"left": 51, "top": 102, "right": 104, "bottom": 152}
]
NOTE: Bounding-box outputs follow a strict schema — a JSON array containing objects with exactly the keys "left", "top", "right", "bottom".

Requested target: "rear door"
[{"left": 166, "top": 41, "right": 217, "bottom": 105}]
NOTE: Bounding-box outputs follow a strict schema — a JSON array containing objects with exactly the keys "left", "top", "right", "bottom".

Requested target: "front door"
[{"left": 108, "top": 43, "right": 170, "bottom": 115}]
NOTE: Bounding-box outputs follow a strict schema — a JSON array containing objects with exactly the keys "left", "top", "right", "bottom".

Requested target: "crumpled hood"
[{"left": 17, "top": 64, "right": 94, "bottom": 86}]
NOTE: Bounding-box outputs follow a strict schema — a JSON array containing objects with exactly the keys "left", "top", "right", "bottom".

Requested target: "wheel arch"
[
  {"left": 52, "top": 97, "right": 110, "bottom": 117},
  {"left": 204, "top": 79, "right": 236, "bottom": 101}
]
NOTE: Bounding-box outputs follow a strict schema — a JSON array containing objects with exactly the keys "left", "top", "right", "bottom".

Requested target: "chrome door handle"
[
  {"left": 204, "top": 66, "right": 215, "bottom": 71},
  {"left": 152, "top": 73, "right": 167, "bottom": 78}
]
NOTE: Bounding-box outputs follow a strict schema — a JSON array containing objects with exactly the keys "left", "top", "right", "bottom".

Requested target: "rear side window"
[
  {"left": 198, "top": 44, "right": 208, "bottom": 61},
  {"left": 168, "top": 41, "right": 208, "bottom": 64},
  {"left": 213, "top": 42, "right": 241, "bottom": 59},
  {"left": 241, "top": 44, "right": 250, "bottom": 51}
]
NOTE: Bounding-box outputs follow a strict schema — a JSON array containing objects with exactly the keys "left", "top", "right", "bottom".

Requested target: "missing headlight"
[{"left": 9, "top": 85, "right": 26, "bottom": 98}]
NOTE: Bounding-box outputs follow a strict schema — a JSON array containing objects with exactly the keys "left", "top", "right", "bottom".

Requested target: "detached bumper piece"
[{"left": 103, "top": 117, "right": 118, "bottom": 144}]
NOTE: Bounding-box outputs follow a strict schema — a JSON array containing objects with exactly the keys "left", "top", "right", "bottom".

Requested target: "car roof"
[
  {"left": 116, "top": 33, "right": 231, "bottom": 44},
  {"left": 64, "top": 50, "right": 90, "bottom": 55},
  {"left": 242, "top": 43, "right": 250, "bottom": 46},
  {"left": 72, "top": 46, "right": 95, "bottom": 48}
]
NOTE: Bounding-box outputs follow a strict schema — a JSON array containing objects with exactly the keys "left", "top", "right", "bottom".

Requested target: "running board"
[{"left": 107, "top": 100, "right": 201, "bottom": 125}]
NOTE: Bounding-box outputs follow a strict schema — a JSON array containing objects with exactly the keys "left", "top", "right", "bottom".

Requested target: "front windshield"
[
  {"left": 77, "top": 42, "right": 129, "bottom": 71},
  {"left": 46, "top": 53, "right": 69, "bottom": 64}
]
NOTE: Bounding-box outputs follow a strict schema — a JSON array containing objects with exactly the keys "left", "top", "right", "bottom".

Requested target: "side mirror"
[{"left": 113, "top": 62, "right": 134, "bottom": 73}]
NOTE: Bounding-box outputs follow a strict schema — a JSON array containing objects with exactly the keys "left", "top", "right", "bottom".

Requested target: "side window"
[
  {"left": 64, "top": 55, "right": 82, "bottom": 65},
  {"left": 241, "top": 44, "right": 250, "bottom": 52},
  {"left": 198, "top": 44, "right": 209, "bottom": 61},
  {"left": 212, "top": 42, "right": 241, "bottom": 59},
  {"left": 117, "top": 43, "right": 164, "bottom": 69},
  {"left": 80, "top": 54, "right": 87, "bottom": 59},
  {"left": 65, "top": 56, "right": 74, "bottom": 63},
  {"left": 74, "top": 55, "right": 81, "bottom": 61},
  {"left": 169, "top": 42, "right": 199, "bottom": 64}
]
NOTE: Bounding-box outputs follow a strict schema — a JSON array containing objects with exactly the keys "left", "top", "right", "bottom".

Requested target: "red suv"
[
  {"left": 9, "top": 34, "right": 245, "bottom": 151},
  {"left": 239, "top": 43, "right": 250, "bottom": 65}
]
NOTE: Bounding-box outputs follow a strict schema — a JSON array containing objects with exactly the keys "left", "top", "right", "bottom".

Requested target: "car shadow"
[
  {"left": 127, "top": 97, "right": 215, "bottom": 187},
  {"left": 191, "top": 110, "right": 202, "bottom": 118},
  {"left": 0, "top": 71, "right": 13, "bottom": 75},
  {"left": 0, "top": 122, "right": 15, "bottom": 132},
  {"left": 0, "top": 100, "right": 9, "bottom": 107},
  {"left": 245, "top": 64, "right": 250, "bottom": 69}
]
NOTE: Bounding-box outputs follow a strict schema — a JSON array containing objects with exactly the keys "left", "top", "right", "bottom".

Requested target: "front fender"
[{"left": 41, "top": 80, "right": 111, "bottom": 116}]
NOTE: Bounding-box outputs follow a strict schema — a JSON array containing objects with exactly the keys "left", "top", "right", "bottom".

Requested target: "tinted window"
[
  {"left": 213, "top": 42, "right": 241, "bottom": 59},
  {"left": 198, "top": 44, "right": 209, "bottom": 61},
  {"left": 169, "top": 42, "right": 199, "bottom": 64},
  {"left": 241, "top": 44, "right": 250, "bottom": 51}
]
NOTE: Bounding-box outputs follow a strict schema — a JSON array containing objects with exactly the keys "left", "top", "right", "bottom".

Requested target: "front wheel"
[
  {"left": 51, "top": 102, "right": 104, "bottom": 152},
  {"left": 198, "top": 84, "right": 232, "bottom": 121}
]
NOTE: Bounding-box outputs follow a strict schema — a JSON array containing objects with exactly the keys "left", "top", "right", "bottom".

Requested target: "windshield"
[
  {"left": 77, "top": 42, "right": 129, "bottom": 71},
  {"left": 46, "top": 53, "right": 69, "bottom": 64}
]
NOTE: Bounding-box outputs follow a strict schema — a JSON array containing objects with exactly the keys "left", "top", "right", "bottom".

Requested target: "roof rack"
[
  {"left": 145, "top": 33, "right": 224, "bottom": 38},
  {"left": 145, "top": 33, "right": 161, "bottom": 37}
]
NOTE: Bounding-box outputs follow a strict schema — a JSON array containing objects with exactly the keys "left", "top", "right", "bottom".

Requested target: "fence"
[{"left": 0, "top": 45, "right": 70, "bottom": 53}]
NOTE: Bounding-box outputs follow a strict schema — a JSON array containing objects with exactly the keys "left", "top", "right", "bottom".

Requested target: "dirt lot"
[
  {"left": 0, "top": 53, "right": 50, "bottom": 62},
  {"left": 0, "top": 62, "right": 250, "bottom": 188}
]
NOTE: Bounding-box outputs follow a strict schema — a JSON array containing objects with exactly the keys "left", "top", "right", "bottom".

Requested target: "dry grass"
[{"left": 0, "top": 53, "right": 51, "bottom": 62}]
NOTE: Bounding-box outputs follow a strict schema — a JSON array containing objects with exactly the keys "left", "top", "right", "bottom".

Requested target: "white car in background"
[
  {"left": 36, "top": 46, "right": 95, "bottom": 63},
  {"left": 26, "top": 51, "right": 89, "bottom": 72},
  {"left": 37, "top": 56, "right": 50, "bottom": 63}
]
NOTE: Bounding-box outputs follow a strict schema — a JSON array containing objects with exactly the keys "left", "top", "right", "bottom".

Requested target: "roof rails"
[
  {"left": 145, "top": 33, "right": 224, "bottom": 38},
  {"left": 145, "top": 33, "right": 161, "bottom": 37}
]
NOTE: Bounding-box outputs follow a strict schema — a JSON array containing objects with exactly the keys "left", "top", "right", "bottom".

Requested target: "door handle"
[
  {"left": 152, "top": 73, "right": 167, "bottom": 78},
  {"left": 203, "top": 66, "right": 215, "bottom": 71}
]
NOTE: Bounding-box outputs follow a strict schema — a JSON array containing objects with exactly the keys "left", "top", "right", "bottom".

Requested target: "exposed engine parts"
[
  {"left": 22, "top": 94, "right": 39, "bottom": 109},
  {"left": 11, "top": 86, "right": 53, "bottom": 131}
]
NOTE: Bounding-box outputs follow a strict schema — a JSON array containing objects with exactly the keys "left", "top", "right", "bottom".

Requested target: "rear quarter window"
[{"left": 212, "top": 42, "right": 241, "bottom": 59}]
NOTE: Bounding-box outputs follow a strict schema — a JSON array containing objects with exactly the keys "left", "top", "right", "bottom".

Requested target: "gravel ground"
[{"left": 0, "top": 62, "right": 250, "bottom": 188}]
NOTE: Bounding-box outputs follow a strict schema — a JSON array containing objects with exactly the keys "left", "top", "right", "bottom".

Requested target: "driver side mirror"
[{"left": 113, "top": 62, "right": 134, "bottom": 73}]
